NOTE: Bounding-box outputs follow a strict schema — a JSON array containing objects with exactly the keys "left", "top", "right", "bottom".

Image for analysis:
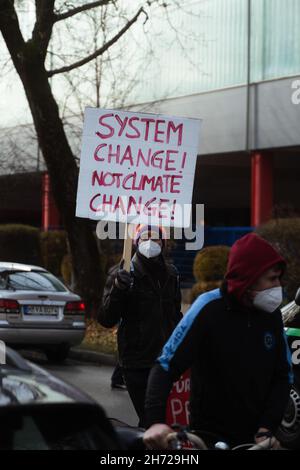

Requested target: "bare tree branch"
[
  {"left": 47, "top": 6, "right": 146, "bottom": 77},
  {"left": 53, "top": 0, "right": 113, "bottom": 23}
]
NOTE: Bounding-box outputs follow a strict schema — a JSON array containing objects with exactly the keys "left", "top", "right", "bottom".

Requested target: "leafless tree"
[
  {"left": 0, "top": 123, "right": 44, "bottom": 174},
  {"left": 0, "top": 0, "right": 200, "bottom": 316}
]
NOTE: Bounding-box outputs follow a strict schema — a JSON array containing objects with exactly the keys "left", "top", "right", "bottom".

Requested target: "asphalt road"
[{"left": 22, "top": 352, "right": 138, "bottom": 426}]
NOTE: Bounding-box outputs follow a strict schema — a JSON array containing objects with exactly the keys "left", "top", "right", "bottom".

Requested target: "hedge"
[
  {"left": 40, "top": 230, "right": 68, "bottom": 277},
  {"left": 190, "top": 245, "right": 230, "bottom": 302},
  {"left": 193, "top": 245, "right": 230, "bottom": 282},
  {"left": 0, "top": 224, "right": 41, "bottom": 265},
  {"left": 256, "top": 218, "right": 300, "bottom": 301}
]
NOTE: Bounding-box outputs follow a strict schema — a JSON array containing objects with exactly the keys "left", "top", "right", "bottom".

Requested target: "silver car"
[{"left": 0, "top": 262, "right": 86, "bottom": 362}]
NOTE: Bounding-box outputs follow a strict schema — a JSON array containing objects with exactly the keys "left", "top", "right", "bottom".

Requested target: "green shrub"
[
  {"left": 190, "top": 246, "right": 229, "bottom": 303},
  {"left": 256, "top": 218, "right": 300, "bottom": 301},
  {"left": 190, "top": 280, "right": 223, "bottom": 303},
  {"left": 0, "top": 224, "right": 41, "bottom": 265},
  {"left": 40, "top": 230, "right": 67, "bottom": 276},
  {"left": 193, "top": 245, "right": 230, "bottom": 282}
]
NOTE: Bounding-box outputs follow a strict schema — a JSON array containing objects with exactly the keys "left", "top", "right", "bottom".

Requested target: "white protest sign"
[{"left": 76, "top": 108, "right": 201, "bottom": 228}]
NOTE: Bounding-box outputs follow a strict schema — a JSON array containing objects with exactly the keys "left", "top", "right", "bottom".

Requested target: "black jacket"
[
  {"left": 99, "top": 253, "right": 182, "bottom": 369},
  {"left": 145, "top": 285, "right": 293, "bottom": 445}
]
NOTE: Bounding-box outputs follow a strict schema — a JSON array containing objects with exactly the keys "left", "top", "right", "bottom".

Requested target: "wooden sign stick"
[{"left": 122, "top": 223, "right": 134, "bottom": 272}]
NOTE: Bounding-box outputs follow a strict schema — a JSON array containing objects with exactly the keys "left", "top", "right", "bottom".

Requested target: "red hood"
[{"left": 225, "top": 233, "right": 286, "bottom": 300}]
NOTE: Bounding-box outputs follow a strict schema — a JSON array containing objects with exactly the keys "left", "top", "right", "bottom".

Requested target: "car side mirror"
[{"left": 295, "top": 287, "right": 300, "bottom": 306}]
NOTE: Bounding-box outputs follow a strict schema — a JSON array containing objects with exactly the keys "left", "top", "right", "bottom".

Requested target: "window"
[{"left": 0, "top": 270, "right": 67, "bottom": 292}]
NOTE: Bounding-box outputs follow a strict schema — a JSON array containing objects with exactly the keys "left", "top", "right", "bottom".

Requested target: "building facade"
[
  {"left": 1, "top": 0, "right": 300, "bottom": 234},
  {"left": 130, "top": 0, "right": 300, "bottom": 228}
]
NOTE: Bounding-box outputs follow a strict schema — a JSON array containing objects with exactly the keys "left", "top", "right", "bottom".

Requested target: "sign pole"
[{"left": 122, "top": 223, "right": 134, "bottom": 272}]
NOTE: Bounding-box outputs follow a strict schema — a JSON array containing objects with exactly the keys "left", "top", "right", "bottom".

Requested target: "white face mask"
[
  {"left": 253, "top": 286, "right": 283, "bottom": 313},
  {"left": 138, "top": 240, "right": 161, "bottom": 259}
]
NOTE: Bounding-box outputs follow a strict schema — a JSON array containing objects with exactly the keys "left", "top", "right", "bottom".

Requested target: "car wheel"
[
  {"left": 277, "top": 383, "right": 300, "bottom": 449},
  {"left": 45, "top": 345, "right": 70, "bottom": 363}
]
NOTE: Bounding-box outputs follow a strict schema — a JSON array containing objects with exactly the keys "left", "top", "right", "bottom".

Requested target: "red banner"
[{"left": 165, "top": 369, "right": 190, "bottom": 427}]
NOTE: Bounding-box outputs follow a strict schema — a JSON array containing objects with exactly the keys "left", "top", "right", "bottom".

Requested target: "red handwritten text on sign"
[{"left": 76, "top": 109, "right": 201, "bottom": 227}]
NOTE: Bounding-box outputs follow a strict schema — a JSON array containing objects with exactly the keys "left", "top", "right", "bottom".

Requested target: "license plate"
[{"left": 24, "top": 305, "right": 59, "bottom": 316}]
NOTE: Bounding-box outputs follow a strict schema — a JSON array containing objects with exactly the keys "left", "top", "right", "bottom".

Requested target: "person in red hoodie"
[{"left": 143, "top": 233, "right": 293, "bottom": 449}]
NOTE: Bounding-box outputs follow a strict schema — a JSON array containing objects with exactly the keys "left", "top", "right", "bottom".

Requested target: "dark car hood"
[{"left": 0, "top": 362, "right": 95, "bottom": 407}]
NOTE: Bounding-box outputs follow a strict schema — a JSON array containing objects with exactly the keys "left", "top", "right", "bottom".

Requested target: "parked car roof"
[{"left": 0, "top": 262, "right": 46, "bottom": 272}]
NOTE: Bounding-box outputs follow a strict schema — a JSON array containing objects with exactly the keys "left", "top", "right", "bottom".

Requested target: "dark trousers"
[
  {"left": 122, "top": 368, "right": 151, "bottom": 428},
  {"left": 111, "top": 363, "right": 124, "bottom": 385}
]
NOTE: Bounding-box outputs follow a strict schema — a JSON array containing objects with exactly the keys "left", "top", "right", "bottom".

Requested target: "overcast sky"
[{"left": 0, "top": 0, "right": 207, "bottom": 129}]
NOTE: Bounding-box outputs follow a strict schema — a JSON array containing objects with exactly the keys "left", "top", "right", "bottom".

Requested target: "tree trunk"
[{"left": 18, "top": 57, "right": 104, "bottom": 317}]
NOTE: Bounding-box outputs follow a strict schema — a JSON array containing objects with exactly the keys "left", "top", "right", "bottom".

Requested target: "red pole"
[
  {"left": 251, "top": 152, "right": 273, "bottom": 226},
  {"left": 41, "top": 172, "right": 60, "bottom": 231}
]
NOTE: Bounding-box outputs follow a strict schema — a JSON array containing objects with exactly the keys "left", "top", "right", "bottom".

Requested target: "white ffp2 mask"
[
  {"left": 253, "top": 286, "right": 283, "bottom": 313},
  {"left": 138, "top": 240, "right": 161, "bottom": 259}
]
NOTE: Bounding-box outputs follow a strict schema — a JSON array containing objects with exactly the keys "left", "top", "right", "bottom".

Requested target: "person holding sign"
[
  {"left": 99, "top": 224, "right": 182, "bottom": 427},
  {"left": 143, "top": 233, "right": 293, "bottom": 449}
]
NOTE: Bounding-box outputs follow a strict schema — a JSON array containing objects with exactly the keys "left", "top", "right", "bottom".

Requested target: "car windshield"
[
  {"left": 0, "top": 405, "right": 120, "bottom": 450},
  {"left": 0, "top": 270, "right": 67, "bottom": 292}
]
